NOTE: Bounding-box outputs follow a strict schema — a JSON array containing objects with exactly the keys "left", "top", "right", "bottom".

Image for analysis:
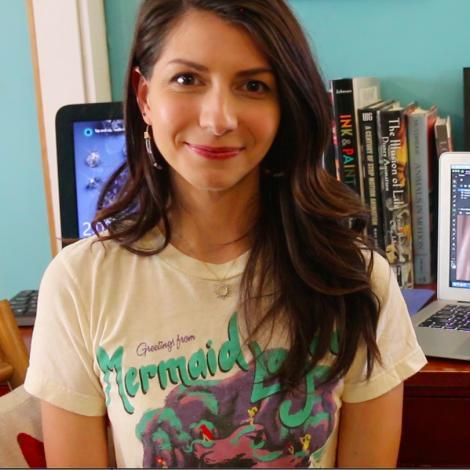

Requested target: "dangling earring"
[{"left": 144, "top": 125, "right": 163, "bottom": 170}]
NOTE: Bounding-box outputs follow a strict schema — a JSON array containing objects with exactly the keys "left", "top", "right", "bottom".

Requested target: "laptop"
[{"left": 412, "top": 152, "right": 470, "bottom": 360}]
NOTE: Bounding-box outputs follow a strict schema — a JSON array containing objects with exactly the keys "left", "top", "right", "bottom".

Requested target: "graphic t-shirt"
[{"left": 25, "top": 231, "right": 427, "bottom": 468}]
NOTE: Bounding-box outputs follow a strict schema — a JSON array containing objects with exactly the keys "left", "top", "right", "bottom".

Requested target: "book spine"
[
  {"left": 322, "top": 138, "right": 338, "bottom": 178},
  {"left": 331, "top": 79, "right": 361, "bottom": 194},
  {"left": 434, "top": 117, "right": 452, "bottom": 156},
  {"left": 408, "top": 112, "right": 434, "bottom": 284},
  {"left": 352, "top": 79, "right": 381, "bottom": 202},
  {"left": 378, "top": 108, "right": 414, "bottom": 287},
  {"left": 325, "top": 88, "right": 340, "bottom": 178},
  {"left": 359, "top": 107, "right": 384, "bottom": 250},
  {"left": 427, "top": 112, "right": 439, "bottom": 285}
]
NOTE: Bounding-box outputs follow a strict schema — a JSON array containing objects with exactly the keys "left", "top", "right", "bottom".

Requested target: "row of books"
[{"left": 326, "top": 77, "right": 453, "bottom": 288}]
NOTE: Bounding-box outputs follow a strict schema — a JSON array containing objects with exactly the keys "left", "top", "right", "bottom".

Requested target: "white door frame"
[{"left": 26, "top": 0, "right": 111, "bottom": 255}]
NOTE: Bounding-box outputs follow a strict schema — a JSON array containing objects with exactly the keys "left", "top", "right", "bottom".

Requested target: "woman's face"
[{"left": 137, "top": 9, "right": 281, "bottom": 194}]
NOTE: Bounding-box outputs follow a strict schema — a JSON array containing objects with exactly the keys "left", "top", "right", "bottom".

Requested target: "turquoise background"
[
  {"left": 104, "top": 0, "right": 141, "bottom": 100},
  {"left": 105, "top": 0, "right": 469, "bottom": 150},
  {"left": 0, "top": 2, "right": 51, "bottom": 299},
  {"left": 1, "top": 0, "right": 469, "bottom": 298}
]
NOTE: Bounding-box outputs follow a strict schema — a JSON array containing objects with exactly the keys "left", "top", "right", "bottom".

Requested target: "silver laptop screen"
[{"left": 450, "top": 164, "right": 470, "bottom": 287}]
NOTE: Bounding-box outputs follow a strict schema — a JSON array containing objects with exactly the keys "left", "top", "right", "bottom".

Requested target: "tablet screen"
[{"left": 72, "top": 119, "right": 126, "bottom": 238}]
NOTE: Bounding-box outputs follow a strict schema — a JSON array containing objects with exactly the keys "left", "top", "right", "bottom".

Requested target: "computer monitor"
[{"left": 55, "top": 102, "right": 127, "bottom": 245}]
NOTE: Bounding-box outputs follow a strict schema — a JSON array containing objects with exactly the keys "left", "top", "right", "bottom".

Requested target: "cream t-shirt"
[{"left": 25, "top": 232, "right": 426, "bottom": 467}]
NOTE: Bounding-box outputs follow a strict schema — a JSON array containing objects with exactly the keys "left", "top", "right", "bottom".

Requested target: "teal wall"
[
  {"left": 105, "top": 0, "right": 469, "bottom": 149},
  {"left": 2, "top": 0, "right": 468, "bottom": 299},
  {"left": 0, "top": 2, "right": 51, "bottom": 299},
  {"left": 104, "top": 0, "right": 141, "bottom": 101}
]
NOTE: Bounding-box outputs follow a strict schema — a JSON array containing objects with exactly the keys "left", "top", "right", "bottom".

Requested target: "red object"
[
  {"left": 17, "top": 433, "right": 46, "bottom": 468},
  {"left": 199, "top": 424, "right": 214, "bottom": 440}
]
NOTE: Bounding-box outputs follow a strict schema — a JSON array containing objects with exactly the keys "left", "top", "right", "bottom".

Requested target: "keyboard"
[
  {"left": 9, "top": 290, "right": 38, "bottom": 326},
  {"left": 419, "top": 304, "right": 470, "bottom": 332}
]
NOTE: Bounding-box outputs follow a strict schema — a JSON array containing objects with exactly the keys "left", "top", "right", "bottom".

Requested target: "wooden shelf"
[{"left": 399, "top": 356, "right": 470, "bottom": 468}]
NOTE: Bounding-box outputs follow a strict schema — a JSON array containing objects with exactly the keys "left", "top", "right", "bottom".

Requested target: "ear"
[{"left": 132, "top": 67, "right": 152, "bottom": 125}]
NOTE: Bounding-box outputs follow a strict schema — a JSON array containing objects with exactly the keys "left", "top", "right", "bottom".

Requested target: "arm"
[
  {"left": 336, "top": 382, "right": 404, "bottom": 468},
  {"left": 41, "top": 400, "right": 109, "bottom": 468}
]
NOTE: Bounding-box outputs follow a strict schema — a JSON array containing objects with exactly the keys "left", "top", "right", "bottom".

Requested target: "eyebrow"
[{"left": 166, "top": 59, "right": 274, "bottom": 77}]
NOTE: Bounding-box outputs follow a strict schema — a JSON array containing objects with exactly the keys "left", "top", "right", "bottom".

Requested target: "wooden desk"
[
  {"left": 19, "top": 327, "right": 470, "bottom": 467},
  {"left": 398, "top": 357, "right": 470, "bottom": 468}
]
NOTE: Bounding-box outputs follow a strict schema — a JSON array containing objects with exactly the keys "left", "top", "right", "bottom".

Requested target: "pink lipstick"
[{"left": 185, "top": 143, "right": 243, "bottom": 160}]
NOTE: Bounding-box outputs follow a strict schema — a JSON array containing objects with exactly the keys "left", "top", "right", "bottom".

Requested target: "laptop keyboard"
[
  {"left": 9, "top": 290, "right": 38, "bottom": 326},
  {"left": 419, "top": 304, "right": 470, "bottom": 331}
]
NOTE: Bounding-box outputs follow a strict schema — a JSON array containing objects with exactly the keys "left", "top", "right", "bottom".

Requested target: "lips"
[{"left": 185, "top": 143, "right": 244, "bottom": 160}]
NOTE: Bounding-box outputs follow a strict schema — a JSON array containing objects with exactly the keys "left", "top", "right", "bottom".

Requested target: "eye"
[
  {"left": 242, "top": 80, "right": 270, "bottom": 94},
  {"left": 172, "top": 73, "right": 200, "bottom": 86}
]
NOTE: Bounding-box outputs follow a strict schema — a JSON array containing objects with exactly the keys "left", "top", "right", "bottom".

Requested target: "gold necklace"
[
  {"left": 201, "top": 258, "right": 238, "bottom": 300},
  {"left": 171, "top": 231, "right": 239, "bottom": 300}
]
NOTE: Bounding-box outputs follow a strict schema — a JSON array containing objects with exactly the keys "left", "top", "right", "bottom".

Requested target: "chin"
[
  {"left": 170, "top": 164, "right": 260, "bottom": 194},
  {"left": 190, "top": 177, "right": 240, "bottom": 192},
  {"left": 176, "top": 168, "right": 242, "bottom": 192}
]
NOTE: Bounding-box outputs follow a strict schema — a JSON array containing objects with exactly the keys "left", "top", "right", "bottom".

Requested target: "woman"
[{"left": 25, "top": 0, "right": 427, "bottom": 467}]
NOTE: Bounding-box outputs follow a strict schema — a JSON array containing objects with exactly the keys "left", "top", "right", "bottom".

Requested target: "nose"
[{"left": 199, "top": 87, "right": 238, "bottom": 136}]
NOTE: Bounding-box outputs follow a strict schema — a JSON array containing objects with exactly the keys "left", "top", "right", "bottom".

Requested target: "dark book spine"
[
  {"left": 377, "top": 108, "right": 414, "bottom": 287},
  {"left": 324, "top": 89, "right": 339, "bottom": 178},
  {"left": 359, "top": 107, "right": 384, "bottom": 250},
  {"left": 331, "top": 79, "right": 360, "bottom": 194},
  {"left": 465, "top": 68, "right": 470, "bottom": 151},
  {"left": 323, "top": 138, "right": 337, "bottom": 178},
  {"left": 427, "top": 113, "right": 439, "bottom": 286},
  {"left": 408, "top": 110, "right": 437, "bottom": 285},
  {"left": 434, "top": 123, "right": 450, "bottom": 156}
]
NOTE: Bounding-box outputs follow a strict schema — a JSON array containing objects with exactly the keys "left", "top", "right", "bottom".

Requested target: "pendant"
[{"left": 214, "top": 283, "right": 231, "bottom": 299}]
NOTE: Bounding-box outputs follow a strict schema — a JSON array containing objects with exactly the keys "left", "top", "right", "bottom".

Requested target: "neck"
[{"left": 167, "top": 171, "right": 260, "bottom": 263}]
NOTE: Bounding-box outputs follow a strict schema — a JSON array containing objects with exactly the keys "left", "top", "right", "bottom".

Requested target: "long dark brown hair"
[{"left": 93, "top": 0, "right": 381, "bottom": 390}]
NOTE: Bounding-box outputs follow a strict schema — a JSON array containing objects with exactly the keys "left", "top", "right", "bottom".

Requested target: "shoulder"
[
  {"left": 359, "top": 248, "right": 394, "bottom": 305},
  {"left": 38, "top": 237, "right": 110, "bottom": 301},
  {"left": 342, "top": 249, "right": 427, "bottom": 402},
  {"left": 359, "top": 248, "right": 411, "bottom": 334},
  {"left": 54, "top": 226, "right": 163, "bottom": 271},
  {"left": 42, "top": 234, "right": 139, "bottom": 296},
  {"left": 369, "top": 251, "right": 394, "bottom": 304},
  {"left": 361, "top": 249, "right": 418, "bottom": 355},
  {"left": 50, "top": 235, "right": 123, "bottom": 276},
  {"left": 43, "top": 228, "right": 165, "bottom": 294}
]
